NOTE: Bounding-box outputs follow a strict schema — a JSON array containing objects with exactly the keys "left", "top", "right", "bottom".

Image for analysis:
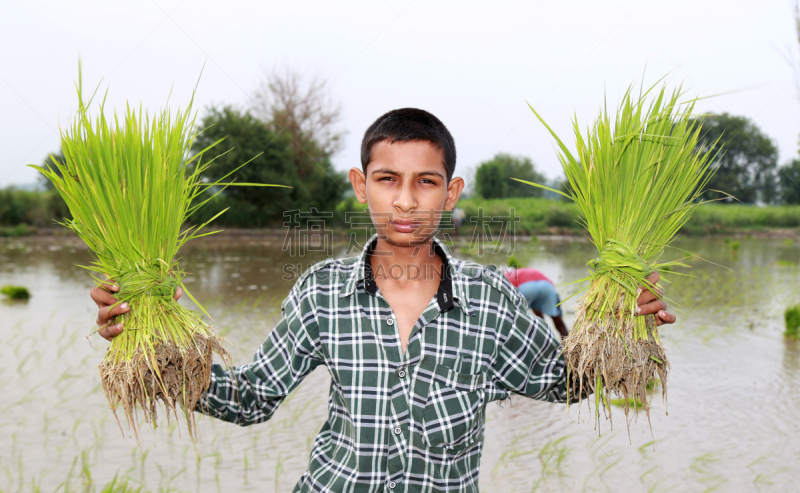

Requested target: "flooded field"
[{"left": 1, "top": 234, "right": 799, "bottom": 492}]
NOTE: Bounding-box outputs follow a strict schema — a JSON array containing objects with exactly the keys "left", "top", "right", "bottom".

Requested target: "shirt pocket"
[{"left": 421, "top": 365, "right": 486, "bottom": 450}]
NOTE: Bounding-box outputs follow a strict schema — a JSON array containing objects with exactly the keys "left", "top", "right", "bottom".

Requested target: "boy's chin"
[{"left": 378, "top": 228, "right": 438, "bottom": 247}]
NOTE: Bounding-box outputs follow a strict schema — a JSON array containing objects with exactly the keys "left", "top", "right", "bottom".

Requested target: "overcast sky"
[{"left": 2, "top": 0, "right": 798, "bottom": 191}]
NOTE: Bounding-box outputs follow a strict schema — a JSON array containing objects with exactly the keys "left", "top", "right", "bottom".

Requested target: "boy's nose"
[{"left": 393, "top": 183, "right": 417, "bottom": 212}]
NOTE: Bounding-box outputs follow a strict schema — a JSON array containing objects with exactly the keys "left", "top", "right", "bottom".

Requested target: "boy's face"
[{"left": 349, "top": 140, "right": 464, "bottom": 248}]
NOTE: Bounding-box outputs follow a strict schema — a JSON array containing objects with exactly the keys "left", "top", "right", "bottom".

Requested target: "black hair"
[{"left": 360, "top": 108, "right": 456, "bottom": 181}]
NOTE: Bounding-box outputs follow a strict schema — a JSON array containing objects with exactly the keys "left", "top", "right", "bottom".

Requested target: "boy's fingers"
[
  {"left": 99, "top": 280, "right": 119, "bottom": 292},
  {"left": 98, "top": 323, "right": 124, "bottom": 341},
  {"left": 637, "top": 290, "right": 657, "bottom": 305},
  {"left": 91, "top": 286, "right": 119, "bottom": 308},
  {"left": 174, "top": 287, "right": 183, "bottom": 301},
  {"left": 637, "top": 272, "right": 663, "bottom": 305},
  {"left": 97, "top": 302, "right": 129, "bottom": 325},
  {"left": 636, "top": 298, "right": 667, "bottom": 317},
  {"left": 655, "top": 310, "right": 676, "bottom": 326},
  {"left": 644, "top": 272, "right": 660, "bottom": 285}
]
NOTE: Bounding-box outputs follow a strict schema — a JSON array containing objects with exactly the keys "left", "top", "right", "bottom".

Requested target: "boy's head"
[
  {"left": 349, "top": 108, "right": 464, "bottom": 247},
  {"left": 360, "top": 108, "right": 456, "bottom": 182}
]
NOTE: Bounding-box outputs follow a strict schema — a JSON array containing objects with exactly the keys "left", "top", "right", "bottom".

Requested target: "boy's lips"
[{"left": 389, "top": 219, "right": 420, "bottom": 233}]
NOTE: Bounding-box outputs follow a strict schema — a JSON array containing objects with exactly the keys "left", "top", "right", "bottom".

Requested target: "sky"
[{"left": 1, "top": 0, "right": 799, "bottom": 192}]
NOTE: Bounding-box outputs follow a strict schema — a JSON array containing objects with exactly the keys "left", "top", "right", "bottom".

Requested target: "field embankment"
[
  {"left": 455, "top": 197, "right": 800, "bottom": 237},
  {"left": 2, "top": 189, "right": 799, "bottom": 237}
]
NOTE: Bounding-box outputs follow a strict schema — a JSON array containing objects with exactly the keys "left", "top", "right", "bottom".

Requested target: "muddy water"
[{"left": 1, "top": 235, "right": 799, "bottom": 492}]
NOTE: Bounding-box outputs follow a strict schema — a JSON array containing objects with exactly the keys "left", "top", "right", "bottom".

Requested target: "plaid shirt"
[{"left": 197, "top": 235, "right": 571, "bottom": 493}]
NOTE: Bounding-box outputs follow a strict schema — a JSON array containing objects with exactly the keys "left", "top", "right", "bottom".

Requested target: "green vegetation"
[
  {"left": 4, "top": 189, "right": 800, "bottom": 236},
  {"left": 1, "top": 285, "right": 30, "bottom": 300},
  {"left": 0, "top": 187, "right": 69, "bottom": 233},
  {"left": 453, "top": 197, "right": 800, "bottom": 236},
  {"left": 608, "top": 397, "right": 644, "bottom": 408},
  {"left": 189, "top": 105, "right": 346, "bottom": 227},
  {"left": 785, "top": 305, "right": 800, "bottom": 341},
  {"left": 29, "top": 68, "right": 281, "bottom": 440},
  {"left": 779, "top": 158, "right": 800, "bottom": 205},
  {"left": 506, "top": 255, "right": 521, "bottom": 269},
  {"left": 0, "top": 224, "right": 35, "bottom": 237},
  {"left": 524, "top": 81, "right": 717, "bottom": 430},
  {"left": 474, "top": 153, "right": 546, "bottom": 199},
  {"left": 693, "top": 113, "right": 779, "bottom": 204}
]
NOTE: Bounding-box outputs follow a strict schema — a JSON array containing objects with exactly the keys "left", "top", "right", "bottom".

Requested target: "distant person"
[
  {"left": 451, "top": 206, "right": 466, "bottom": 236},
  {"left": 505, "top": 267, "right": 569, "bottom": 338}
]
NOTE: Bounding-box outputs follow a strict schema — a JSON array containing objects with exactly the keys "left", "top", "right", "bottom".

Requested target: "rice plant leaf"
[{"left": 510, "top": 177, "right": 571, "bottom": 199}]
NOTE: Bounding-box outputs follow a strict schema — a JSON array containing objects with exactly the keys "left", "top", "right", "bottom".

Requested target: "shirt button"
[
  {"left": 388, "top": 481, "right": 397, "bottom": 489},
  {"left": 386, "top": 318, "right": 394, "bottom": 326},
  {"left": 393, "top": 427, "right": 402, "bottom": 435},
  {"left": 397, "top": 369, "right": 406, "bottom": 378}
]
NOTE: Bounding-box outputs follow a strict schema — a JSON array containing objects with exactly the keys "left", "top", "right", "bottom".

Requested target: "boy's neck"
[{"left": 370, "top": 236, "right": 443, "bottom": 283}]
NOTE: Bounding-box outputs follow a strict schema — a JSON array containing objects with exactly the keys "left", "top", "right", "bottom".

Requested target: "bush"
[
  {"left": 545, "top": 206, "right": 575, "bottom": 228},
  {"left": 0, "top": 224, "right": 34, "bottom": 237},
  {"left": 0, "top": 188, "right": 68, "bottom": 228},
  {"left": 1, "top": 285, "right": 30, "bottom": 300},
  {"left": 457, "top": 197, "right": 583, "bottom": 236},
  {"left": 786, "top": 305, "right": 800, "bottom": 341}
]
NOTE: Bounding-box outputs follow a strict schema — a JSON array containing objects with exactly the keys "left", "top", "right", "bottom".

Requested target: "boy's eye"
[{"left": 378, "top": 176, "right": 395, "bottom": 181}]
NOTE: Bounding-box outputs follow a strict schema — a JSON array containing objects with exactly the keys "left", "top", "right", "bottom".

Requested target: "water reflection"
[{"left": 1, "top": 234, "right": 799, "bottom": 492}]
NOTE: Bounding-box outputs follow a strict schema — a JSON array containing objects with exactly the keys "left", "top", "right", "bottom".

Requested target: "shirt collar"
[{"left": 340, "top": 234, "right": 471, "bottom": 314}]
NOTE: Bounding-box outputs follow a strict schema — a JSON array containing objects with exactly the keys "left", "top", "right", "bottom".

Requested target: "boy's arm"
[
  {"left": 196, "top": 283, "right": 324, "bottom": 426},
  {"left": 490, "top": 272, "right": 674, "bottom": 403},
  {"left": 490, "top": 301, "right": 573, "bottom": 403},
  {"left": 195, "top": 285, "right": 323, "bottom": 426},
  {"left": 90, "top": 278, "right": 324, "bottom": 426}
]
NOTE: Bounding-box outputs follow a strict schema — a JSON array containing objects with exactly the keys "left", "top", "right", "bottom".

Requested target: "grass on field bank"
[
  {"left": 1, "top": 285, "right": 30, "bottom": 300},
  {"left": 785, "top": 305, "right": 800, "bottom": 341},
  {"left": 3, "top": 188, "right": 800, "bottom": 238},
  {"left": 454, "top": 197, "right": 800, "bottom": 236}
]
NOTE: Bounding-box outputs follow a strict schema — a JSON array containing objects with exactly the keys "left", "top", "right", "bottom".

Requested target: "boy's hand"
[
  {"left": 636, "top": 272, "right": 675, "bottom": 326},
  {"left": 91, "top": 281, "right": 182, "bottom": 341}
]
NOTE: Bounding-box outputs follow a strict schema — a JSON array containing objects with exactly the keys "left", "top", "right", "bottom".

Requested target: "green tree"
[
  {"left": 36, "top": 151, "right": 71, "bottom": 221},
  {"left": 38, "top": 151, "right": 65, "bottom": 191},
  {"left": 694, "top": 113, "right": 779, "bottom": 204},
  {"left": 475, "top": 153, "right": 546, "bottom": 199},
  {"left": 190, "top": 105, "right": 346, "bottom": 227},
  {"left": 779, "top": 158, "right": 800, "bottom": 204}
]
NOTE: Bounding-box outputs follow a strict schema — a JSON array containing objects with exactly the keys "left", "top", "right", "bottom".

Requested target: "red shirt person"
[{"left": 504, "top": 268, "right": 569, "bottom": 338}]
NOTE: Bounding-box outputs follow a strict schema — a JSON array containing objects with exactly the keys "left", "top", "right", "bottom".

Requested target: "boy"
[
  {"left": 92, "top": 108, "right": 674, "bottom": 492},
  {"left": 504, "top": 267, "right": 569, "bottom": 338}
]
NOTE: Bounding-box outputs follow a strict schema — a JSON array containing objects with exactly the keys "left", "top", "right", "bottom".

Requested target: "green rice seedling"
[
  {"left": 785, "top": 305, "right": 800, "bottom": 340},
  {"left": 517, "top": 80, "right": 719, "bottom": 433},
  {"left": 0, "top": 285, "right": 30, "bottom": 300},
  {"left": 31, "top": 66, "right": 283, "bottom": 441},
  {"left": 507, "top": 255, "right": 521, "bottom": 269}
]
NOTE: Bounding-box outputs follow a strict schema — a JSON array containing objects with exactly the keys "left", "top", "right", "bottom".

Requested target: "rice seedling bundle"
[
  {"left": 519, "top": 82, "right": 719, "bottom": 433},
  {"left": 31, "top": 69, "right": 277, "bottom": 440},
  {"left": 1, "top": 285, "right": 31, "bottom": 300}
]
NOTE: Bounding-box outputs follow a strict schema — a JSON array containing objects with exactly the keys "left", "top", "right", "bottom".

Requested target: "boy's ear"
[
  {"left": 348, "top": 167, "right": 368, "bottom": 204},
  {"left": 444, "top": 176, "right": 465, "bottom": 211}
]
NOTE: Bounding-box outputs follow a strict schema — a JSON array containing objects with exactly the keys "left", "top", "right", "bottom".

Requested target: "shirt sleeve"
[
  {"left": 195, "top": 279, "right": 323, "bottom": 426},
  {"left": 490, "top": 294, "right": 573, "bottom": 403}
]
